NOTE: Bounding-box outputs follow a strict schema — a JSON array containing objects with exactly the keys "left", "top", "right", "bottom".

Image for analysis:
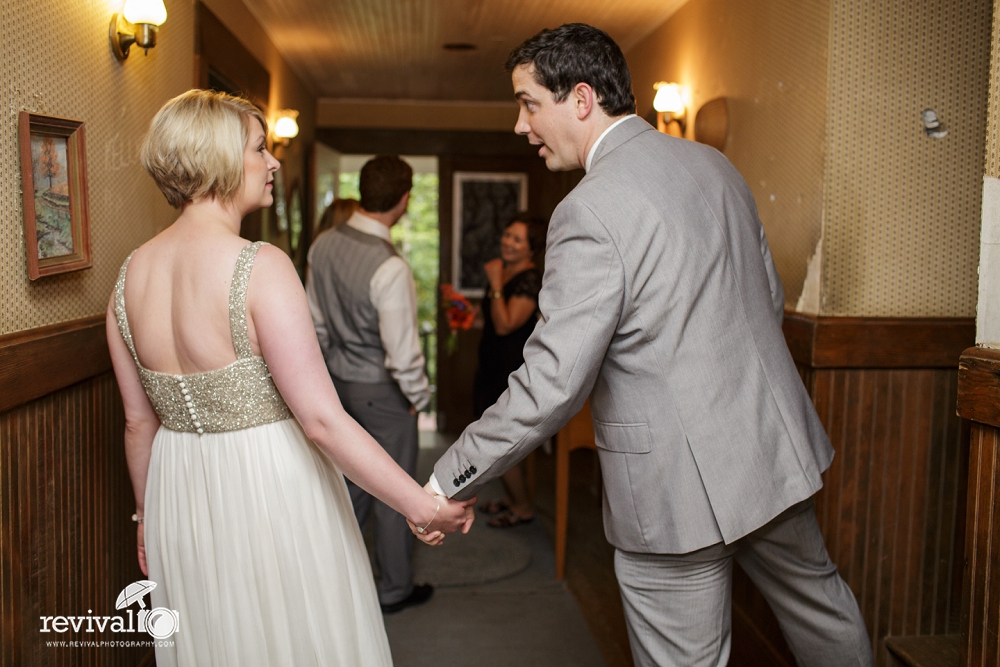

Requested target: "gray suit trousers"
[
  {"left": 333, "top": 379, "right": 418, "bottom": 606},
  {"left": 614, "top": 500, "right": 873, "bottom": 667}
]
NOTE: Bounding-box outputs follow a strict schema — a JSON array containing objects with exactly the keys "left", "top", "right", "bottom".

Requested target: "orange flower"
[{"left": 439, "top": 284, "right": 476, "bottom": 332}]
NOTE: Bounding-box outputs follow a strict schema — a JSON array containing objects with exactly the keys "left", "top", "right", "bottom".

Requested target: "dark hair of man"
[
  {"left": 505, "top": 23, "right": 636, "bottom": 117},
  {"left": 359, "top": 155, "right": 413, "bottom": 213},
  {"left": 507, "top": 213, "right": 548, "bottom": 257}
]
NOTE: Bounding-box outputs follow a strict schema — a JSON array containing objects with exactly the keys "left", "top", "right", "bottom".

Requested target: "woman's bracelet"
[
  {"left": 131, "top": 513, "right": 144, "bottom": 524},
  {"left": 416, "top": 495, "right": 444, "bottom": 534}
]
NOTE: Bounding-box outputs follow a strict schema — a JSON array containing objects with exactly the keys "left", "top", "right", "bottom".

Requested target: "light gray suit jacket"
[{"left": 434, "top": 117, "right": 834, "bottom": 554}]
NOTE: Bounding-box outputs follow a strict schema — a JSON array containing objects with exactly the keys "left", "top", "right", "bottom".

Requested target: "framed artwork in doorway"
[
  {"left": 18, "top": 112, "right": 92, "bottom": 280},
  {"left": 451, "top": 171, "right": 528, "bottom": 296}
]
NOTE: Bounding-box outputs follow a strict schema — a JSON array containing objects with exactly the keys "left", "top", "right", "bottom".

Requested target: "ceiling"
[{"left": 240, "top": 0, "right": 689, "bottom": 101}]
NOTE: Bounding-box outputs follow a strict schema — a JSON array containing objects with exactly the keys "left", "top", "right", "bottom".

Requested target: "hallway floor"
[{"left": 377, "top": 431, "right": 631, "bottom": 667}]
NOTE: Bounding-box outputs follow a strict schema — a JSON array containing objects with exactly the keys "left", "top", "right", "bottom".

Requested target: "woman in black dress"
[{"left": 473, "top": 214, "right": 546, "bottom": 528}]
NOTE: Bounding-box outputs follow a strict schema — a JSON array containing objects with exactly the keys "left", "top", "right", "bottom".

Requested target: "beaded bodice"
[{"left": 114, "top": 242, "right": 292, "bottom": 434}]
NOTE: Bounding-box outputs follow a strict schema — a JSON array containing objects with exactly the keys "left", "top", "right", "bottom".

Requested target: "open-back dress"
[{"left": 114, "top": 241, "right": 393, "bottom": 666}]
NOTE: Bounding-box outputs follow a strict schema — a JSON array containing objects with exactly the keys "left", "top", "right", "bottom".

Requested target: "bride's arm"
[
  {"left": 247, "top": 245, "right": 473, "bottom": 535},
  {"left": 106, "top": 294, "right": 161, "bottom": 575}
]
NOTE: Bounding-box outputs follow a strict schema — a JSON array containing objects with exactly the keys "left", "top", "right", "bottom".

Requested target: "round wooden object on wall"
[{"left": 695, "top": 97, "right": 728, "bottom": 152}]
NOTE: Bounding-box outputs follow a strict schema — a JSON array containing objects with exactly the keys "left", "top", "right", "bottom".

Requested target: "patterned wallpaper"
[
  {"left": 0, "top": 0, "right": 194, "bottom": 335},
  {"left": 628, "top": 0, "right": 830, "bottom": 308},
  {"left": 986, "top": 3, "right": 1000, "bottom": 180},
  {"left": 820, "top": 0, "right": 991, "bottom": 317}
]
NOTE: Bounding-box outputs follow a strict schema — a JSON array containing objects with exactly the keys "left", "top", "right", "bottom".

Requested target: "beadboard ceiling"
[{"left": 240, "top": 0, "right": 689, "bottom": 101}]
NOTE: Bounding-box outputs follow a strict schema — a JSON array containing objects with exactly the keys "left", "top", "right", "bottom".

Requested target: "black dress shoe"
[{"left": 380, "top": 584, "right": 434, "bottom": 614}]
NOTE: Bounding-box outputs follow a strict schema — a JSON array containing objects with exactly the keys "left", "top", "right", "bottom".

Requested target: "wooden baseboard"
[
  {"left": 0, "top": 315, "right": 111, "bottom": 413},
  {"left": 783, "top": 311, "right": 974, "bottom": 368}
]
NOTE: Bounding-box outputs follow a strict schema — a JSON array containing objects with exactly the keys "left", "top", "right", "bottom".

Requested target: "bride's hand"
[{"left": 407, "top": 493, "right": 476, "bottom": 545}]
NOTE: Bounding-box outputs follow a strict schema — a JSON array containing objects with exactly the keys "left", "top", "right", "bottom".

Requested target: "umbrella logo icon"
[
  {"left": 116, "top": 580, "right": 179, "bottom": 639},
  {"left": 116, "top": 580, "right": 156, "bottom": 610}
]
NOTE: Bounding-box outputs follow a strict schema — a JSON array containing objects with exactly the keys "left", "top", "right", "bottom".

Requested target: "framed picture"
[
  {"left": 451, "top": 171, "right": 528, "bottom": 296},
  {"left": 18, "top": 112, "right": 92, "bottom": 280}
]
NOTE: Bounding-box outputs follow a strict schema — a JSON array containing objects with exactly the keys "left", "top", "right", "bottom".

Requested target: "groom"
[{"left": 425, "top": 24, "right": 873, "bottom": 667}]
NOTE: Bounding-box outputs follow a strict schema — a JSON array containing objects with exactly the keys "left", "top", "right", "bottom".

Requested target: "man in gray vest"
[{"left": 306, "top": 155, "right": 433, "bottom": 614}]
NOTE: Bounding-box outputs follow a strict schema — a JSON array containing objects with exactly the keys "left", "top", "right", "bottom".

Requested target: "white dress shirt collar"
[
  {"left": 346, "top": 211, "right": 393, "bottom": 243},
  {"left": 585, "top": 114, "right": 637, "bottom": 173}
]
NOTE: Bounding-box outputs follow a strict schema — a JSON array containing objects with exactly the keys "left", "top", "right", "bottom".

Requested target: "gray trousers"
[
  {"left": 615, "top": 500, "right": 873, "bottom": 667},
  {"left": 333, "top": 379, "right": 418, "bottom": 606}
]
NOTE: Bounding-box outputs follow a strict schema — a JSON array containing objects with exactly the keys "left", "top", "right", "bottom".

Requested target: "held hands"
[{"left": 406, "top": 484, "right": 475, "bottom": 546}]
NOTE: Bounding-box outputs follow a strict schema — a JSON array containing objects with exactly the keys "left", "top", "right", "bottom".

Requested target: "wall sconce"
[
  {"left": 653, "top": 82, "right": 688, "bottom": 137},
  {"left": 109, "top": 0, "right": 168, "bottom": 61},
  {"left": 273, "top": 110, "right": 300, "bottom": 147}
]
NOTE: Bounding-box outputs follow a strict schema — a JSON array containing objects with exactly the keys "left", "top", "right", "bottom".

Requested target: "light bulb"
[
  {"left": 274, "top": 115, "right": 299, "bottom": 140},
  {"left": 653, "top": 83, "right": 685, "bottom": 114},
  {"left": 123, "top": 0, "right": 167, "bottom": 26}
]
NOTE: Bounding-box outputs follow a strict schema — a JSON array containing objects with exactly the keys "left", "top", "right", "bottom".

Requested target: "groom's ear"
[{"left": 572, "top": 82, "right": 597, "bottom": 121}]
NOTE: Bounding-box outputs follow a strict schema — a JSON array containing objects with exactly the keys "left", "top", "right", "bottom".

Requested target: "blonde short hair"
[{"left": 141, "top": 89, "right": 267, "bottom": 209}]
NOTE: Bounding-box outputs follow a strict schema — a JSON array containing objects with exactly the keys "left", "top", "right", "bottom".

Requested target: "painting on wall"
[
  {"left": 18, "top": 112, "right": 91, "bottom": 280},
  {"left": 451, "top": 172, "right": 528, "bottom": 296}
]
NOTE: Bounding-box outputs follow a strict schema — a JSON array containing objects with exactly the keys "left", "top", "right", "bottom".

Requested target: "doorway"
[{"left": 335, "top": 155, "right": 440, "bottom": 424}]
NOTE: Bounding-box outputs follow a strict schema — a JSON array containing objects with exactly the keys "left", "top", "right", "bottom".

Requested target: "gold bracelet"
[
  {"left": 416, "top": 496, "right": 444, "bottom": 534},
  {"left": 491, "top": 290, "right": 503, "bottom": 299}
]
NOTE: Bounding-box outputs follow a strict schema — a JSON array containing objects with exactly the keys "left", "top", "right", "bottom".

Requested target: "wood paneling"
[
  {"left": 782, "top": 312, "right": 975, "bottom": 368},
  {"left": 733, "top": 315, "right": 970, "bottom": 667},
  {"left": 812, "top": 368, "right": 967, "bottom": 665},
  {"left": 0, "top": 316, "right": 110, "bottom": 414},
  {"left": 961, "top": 422, "right": 1000, "bottom": 667},
  {"left": 1, "top": 372, "right": 148, "bottom": 666},
  {"left": 957, "top": 347, "right": 1000, "bottom": 667}
]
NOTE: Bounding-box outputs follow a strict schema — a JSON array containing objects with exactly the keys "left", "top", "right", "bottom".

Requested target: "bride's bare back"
[{"left": 123, "top": 222, "right": 262, "bottom": 375}]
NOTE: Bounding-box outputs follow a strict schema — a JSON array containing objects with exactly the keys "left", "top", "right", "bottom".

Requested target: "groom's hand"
[{"left": 422, "top": 482, "right": 476, "bottom": 534}]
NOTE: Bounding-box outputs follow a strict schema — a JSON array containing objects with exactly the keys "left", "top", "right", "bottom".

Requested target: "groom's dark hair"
[
  {"left": 505, "top": 24, "right": 636, "bottom": 117},
  {"left": 360, "top": 155, "right": 413, "bottom": 213}
]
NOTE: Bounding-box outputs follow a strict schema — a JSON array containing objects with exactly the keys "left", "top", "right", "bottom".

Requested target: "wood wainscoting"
[
  {"left": 0, "top": 317, "right": 149, "bottom": 666},
  {"left": 957, "top": 347, "right": 1000, "bottom": 667},
  {"left": 730, "top": 313, "right": 974, "bottom": 667}
]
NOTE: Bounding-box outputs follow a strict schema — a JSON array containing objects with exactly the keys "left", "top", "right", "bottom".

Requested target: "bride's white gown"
[{"left": 115, "top": 242, "right": 393, "bottom": 666}]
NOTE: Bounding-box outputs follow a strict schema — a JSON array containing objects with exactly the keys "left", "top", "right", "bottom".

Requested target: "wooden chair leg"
[
  {"left": 555, "top": 437, "right": 571, "bottom": 580},
  {"left": 525, "top": 449, "right": 536, "bottom": 504}
]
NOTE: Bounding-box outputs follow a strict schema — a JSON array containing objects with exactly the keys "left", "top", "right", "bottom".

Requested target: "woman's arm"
[
  {"left": 248, "top": 245, "right": 473, "bottom": 535},
  {"left": 106, "top": 294, "right": 161, "bottom": 575},
  {"left": 483, "top": 260, "right": 538, "bottom": 335},
  {"left": 490, "top": 295, "right": 538, "bottom": 336}
]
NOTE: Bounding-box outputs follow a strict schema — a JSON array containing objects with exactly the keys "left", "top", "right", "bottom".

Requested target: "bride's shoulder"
[{"left": 250, "top": 242, "right": 295, "bottom": 275}]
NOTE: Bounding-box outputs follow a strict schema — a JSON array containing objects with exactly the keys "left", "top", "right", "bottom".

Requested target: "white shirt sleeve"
[
  {"left": 305, "top": 248, "right": 331, "bottom": 352},
  {"left": 370, "top": 256, "right": 431, "bottom": 410},
  {"left": 427, "top": 473, "right": 446, "bottom": 496}
]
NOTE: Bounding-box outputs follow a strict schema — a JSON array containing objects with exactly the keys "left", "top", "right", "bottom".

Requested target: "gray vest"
[{"left": 310, "top": 224, "right": 398, "bottom": 384}]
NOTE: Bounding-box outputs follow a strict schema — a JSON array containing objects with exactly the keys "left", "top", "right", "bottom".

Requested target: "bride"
[{"left": 106, "top": 89, "right": 473, "bottom": 666}]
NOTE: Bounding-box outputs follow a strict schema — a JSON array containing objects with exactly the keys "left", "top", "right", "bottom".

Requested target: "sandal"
[
  {"left": 487, "top": 510, "right": 535, "bottom": 529},
  {"left": 478, "top": 499, "right": 511, "bottom": 515}
]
